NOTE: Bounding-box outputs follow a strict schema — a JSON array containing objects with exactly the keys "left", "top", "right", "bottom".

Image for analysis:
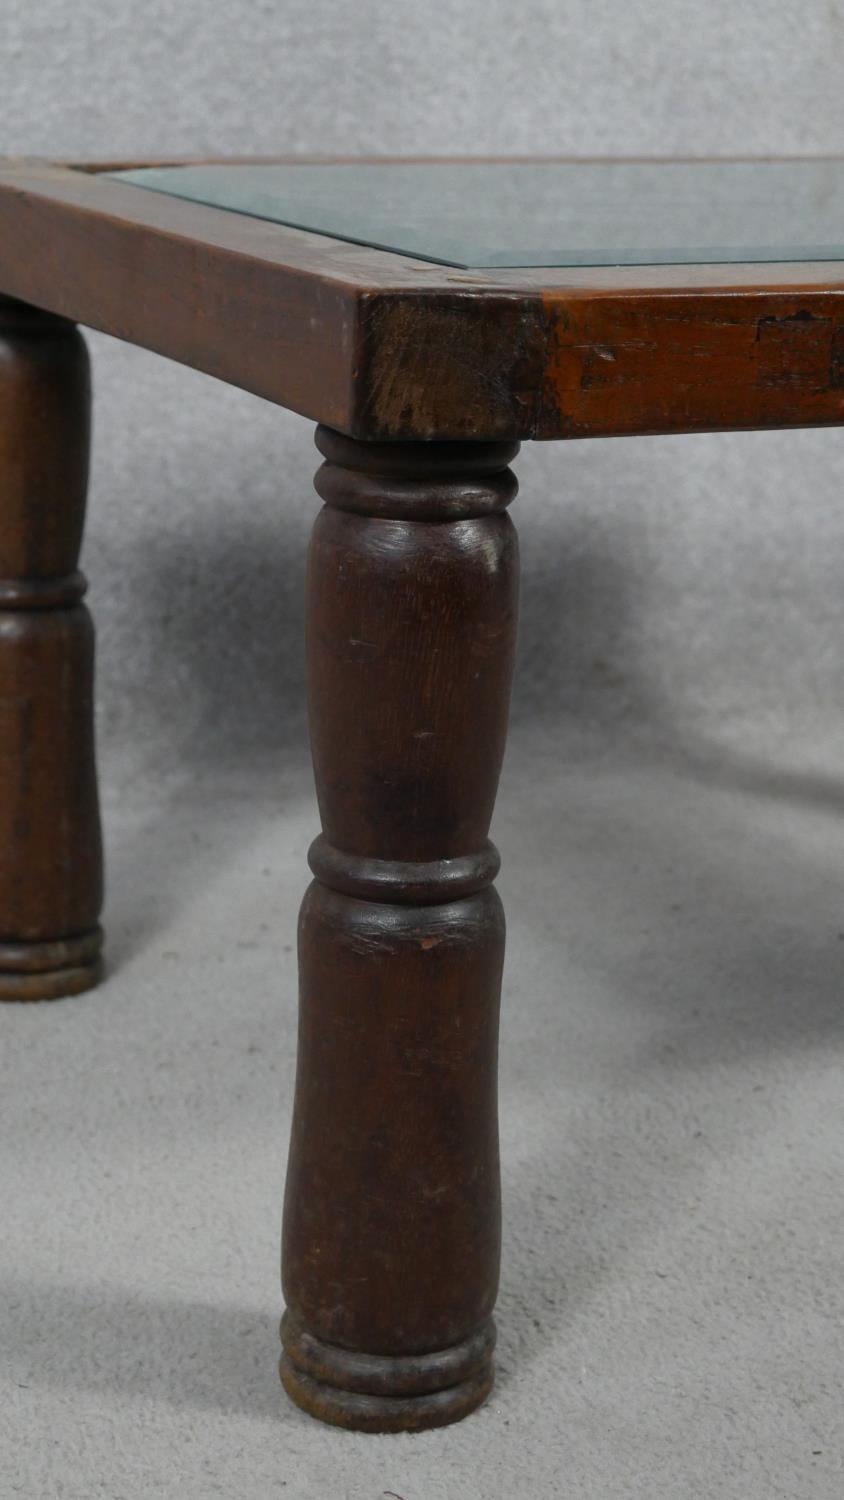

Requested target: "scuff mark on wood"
[{"left": 754, "top": 306, "right": 830, "bottom": 340}]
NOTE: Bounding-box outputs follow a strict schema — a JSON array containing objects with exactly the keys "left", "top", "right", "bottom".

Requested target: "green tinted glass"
[{"left": 109, "top": 160, "right": 844, "bottom": 269}]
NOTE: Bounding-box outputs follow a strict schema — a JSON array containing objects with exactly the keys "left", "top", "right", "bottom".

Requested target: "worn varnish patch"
[
  {"left": 755, "top": 306, "right": 836, "bottom": 390},
  {"left": 832, "top": 325, "right": 844, "bottom": 390},
  {"left": 353, "top": 292, "right": 546, "bottom": 441}
]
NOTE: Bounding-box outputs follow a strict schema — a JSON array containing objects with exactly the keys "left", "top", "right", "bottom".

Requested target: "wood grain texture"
[
  {"left": 280, "top": 429, "right": 519, "bottom": 1431},
  {"left": 0, "top": 296, "right": 103, "bottom": 999},
  {"left": 535, "top": 290, "right": 844, "bottom": 439},
  {"left": 0, "top": 159, "right": 843, "bottom": 441}
]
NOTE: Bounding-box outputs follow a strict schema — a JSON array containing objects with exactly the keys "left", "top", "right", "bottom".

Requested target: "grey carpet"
[{"left": 2, "top": 724, "right": 842, "bottom": 1497}]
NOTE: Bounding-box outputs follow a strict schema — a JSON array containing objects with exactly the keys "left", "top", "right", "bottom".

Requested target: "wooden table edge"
[{"left": 1, "top": 158, "right": 843, "bottom": 440}]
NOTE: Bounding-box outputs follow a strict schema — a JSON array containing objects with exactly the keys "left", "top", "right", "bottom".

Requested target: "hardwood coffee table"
[{"left": 1, "top": 156, "right": 843, "bottom": 1433}]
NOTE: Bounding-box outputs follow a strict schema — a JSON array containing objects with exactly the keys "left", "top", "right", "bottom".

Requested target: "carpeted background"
[{"left": 1, "top": 3, "right": 843, "bottom": 1496}]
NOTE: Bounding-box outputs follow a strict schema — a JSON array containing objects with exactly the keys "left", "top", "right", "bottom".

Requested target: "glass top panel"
[{"left": 108, "top": 160, "right": 844, "bottom": 270}]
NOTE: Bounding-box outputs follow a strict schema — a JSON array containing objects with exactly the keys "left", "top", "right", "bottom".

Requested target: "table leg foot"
[
  {"left": 0, "top": 928, "right": 104, "bottom": 1001},
  {"left": 280, "top": 1313, "right": 495, "bottom": 1433}
]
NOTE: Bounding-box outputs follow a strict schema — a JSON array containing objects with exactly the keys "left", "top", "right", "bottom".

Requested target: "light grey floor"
[{"left": 1, "top": 721, "right": 842, "bottom": 1499}]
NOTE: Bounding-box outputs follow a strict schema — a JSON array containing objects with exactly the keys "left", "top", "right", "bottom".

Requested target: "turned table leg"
[
  {"left": 0, "top": 297, "right": 103, "bottom": 999},
  {"left": 280, "top": 426, "right": 519, "bottom": 1432}
]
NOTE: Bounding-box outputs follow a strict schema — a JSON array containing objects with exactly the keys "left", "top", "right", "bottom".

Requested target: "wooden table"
[{"left": 1, "top": 157, "right": 842, "bottom": 1433}]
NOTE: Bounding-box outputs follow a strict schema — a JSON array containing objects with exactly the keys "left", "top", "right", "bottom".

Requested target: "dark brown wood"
[
  {"left": 280, "top": 428, "right": 519, "bottom": 1431},
  {"left": 0, "top": 296, "right": 103, "bottom": 999},
  {"left": 0, "top": 158, "right": 843, "bottom": 441}
]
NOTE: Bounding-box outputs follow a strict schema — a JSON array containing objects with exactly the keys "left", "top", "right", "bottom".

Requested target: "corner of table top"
[{"left": 0, "top": 158, "right": 844, "bottom": 441}]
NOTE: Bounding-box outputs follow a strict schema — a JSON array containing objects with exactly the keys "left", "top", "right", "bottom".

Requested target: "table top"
[
  {"left": 0, "top": 157, "right": 843, "bottom": 445},
  {"left": 111, "top": 159, "right": 844, "bottom": 271}
]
